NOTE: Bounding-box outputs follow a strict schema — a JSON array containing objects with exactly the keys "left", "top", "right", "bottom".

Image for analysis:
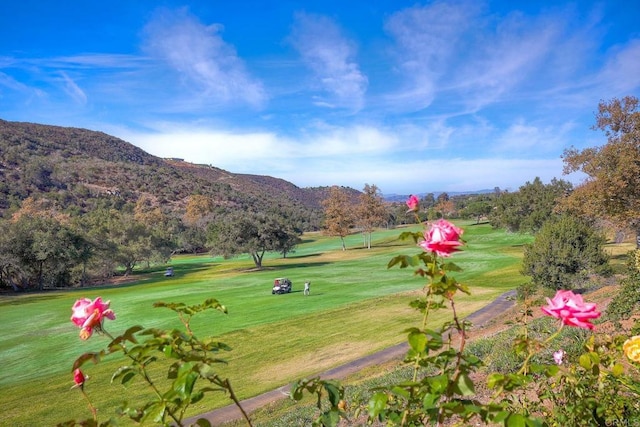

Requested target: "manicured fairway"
[{"left": 0, "top": 222, "right": 533, "bottom": 426}]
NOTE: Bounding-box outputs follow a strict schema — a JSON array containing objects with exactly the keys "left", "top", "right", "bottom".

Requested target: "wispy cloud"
[
  {"left": 383, "top": 0, "right": 482, "bottom": 111},
  {"left": 597, "top": 39, "right": 640, "bottom": 95},
  {"left": 1, "top": 1, "right": 638, "bottom": 194},
  {"left": 58, "top": 71, "right": 87, "bottom": 105},
  {"left": 289, "top": 12, "right": 368, "bottom": 111},
  {"left": 142, "top": 7, "right": 267, "bottom": 108},
  {"left": 493, "top": 120, "right": 575, "bottom": 155}
]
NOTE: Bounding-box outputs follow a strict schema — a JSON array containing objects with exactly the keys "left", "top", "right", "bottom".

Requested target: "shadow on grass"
[
  {"left": 0, "top": 293, "right": 70, "bottom": 307},
  {"left": 254, "top": 261, "right": 334, "bottom": 272},
  {"left": 285, "top": 253, "right": 323, "bottom": 259}
]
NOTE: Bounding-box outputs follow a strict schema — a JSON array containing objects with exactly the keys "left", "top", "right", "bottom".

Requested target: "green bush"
[
  {"left": 522, "top": 215, "right": 611, "bottom": 291},
  {"left": 606, "top": 250, "right": 640, "bottom": 323}
]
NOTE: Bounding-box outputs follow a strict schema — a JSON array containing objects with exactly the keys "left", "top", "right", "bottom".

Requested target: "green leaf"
[
  {"left": 111, "top": 366, "right": 136, "bottom": 386},
  {"left": 422, "top": 393, "right": 439, "bottom": 410},
  {"left": 191, "top": 390, "right": 205, "bottom": 403},
  {"left": 397, "top": 231, "right": 422, "bottom": 243},
  {"left": 193, "top": 419, "right": 212, "bottom": 427},
  {"left": 442, "top": 261, "right": 463, "bottom": 272},
  {"left": 427, "top": 374, "right": 448, "bottom": 393},
  {"left": 487, "top": 373, "right": 504, "bottom": 389},
  {"left": 579, "top": 354, "right": 592, "bottom": 369},
  {"left": 454, "top": 373, "right": 475, "bottom": 396},
  {"left": 387, "top": 254, "right": 416, "bottom": 269},
  {"left": 612, "top": 363, "right": 624, "bottom": 377},
  {"left": 319, "top": 409, "right": 340, "bottom": 427},
  {"left": 142, "top": 402, "right": 166, "bottom": 424},
  {"left": 368, "top": 392, "right": 388, "bottom": 418},
  {"left": 506, "top": 413, "right": 526, "bottom": 427},
  {"left": 390, "top": 385, "right": 410, "bottom": 399},
  {"left": 72, "top": 352, "right": 103, "bottom": 371},
  {"left": 408, "top": 330, "right": 427, "bottom": 353},
  {"left": 491, "top": 411, "right": 510, "bottom": 423},
  {"left": 174, "top": 371, "right": 198, "bottom": 398},
  {"left": 324, "top": 382, "right": 343, "bottom": 406}
]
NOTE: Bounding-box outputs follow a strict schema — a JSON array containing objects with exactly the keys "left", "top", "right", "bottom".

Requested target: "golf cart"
[{"left": 272, "top": 278, "right": 292, "bottom": 294}]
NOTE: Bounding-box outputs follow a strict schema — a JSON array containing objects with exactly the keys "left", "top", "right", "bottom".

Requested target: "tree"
[
  {"left": 321, "top": 186, "right": 355, "bottom": 251},
  {"left": 562, "top": 96, "right": 640, "bottom": 246},
  {"left": 0, "top": 215, "right": 90, "bottom": 289},
  {"left": 521, "top": 215, "right": 611, "bottom": 291},
  {"left": 462, "top": 196, "right": 494, "bottom": 224},
  {"left": 183, "top": 195, "right": 216, "bottom": 227},
  {"left": 207, "top": 212, "right": 299, "bottom": 268},
  {"left": 490, "top": 177, "right": 572, "bottom": 233},
  {"left": 356, "top": 184, "right": 387, "bottom": 249}
]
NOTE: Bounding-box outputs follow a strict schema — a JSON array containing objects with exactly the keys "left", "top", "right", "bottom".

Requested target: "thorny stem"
[
  {"left": 80, "top": 387, "right": 97, "bottom": 422},
  {"left": 518, "top": 324, "right": 564, "bottom": 376},
  {"left": 222, "top": 378, "right": 254, "bottom": 427},
  {"left": 402, "top": 254, "right": 443, "bottom": 426},
  {"left": 437, "top": 296, "right": 467, "bottom": 426}
]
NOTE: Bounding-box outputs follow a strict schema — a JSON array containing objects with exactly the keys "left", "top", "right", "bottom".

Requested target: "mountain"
[
  {"left": 382, "top": 190, "right": 496, "bottom": 203},
  {"left": 0, "top": 119, "right": 360, "bottom": 225}
]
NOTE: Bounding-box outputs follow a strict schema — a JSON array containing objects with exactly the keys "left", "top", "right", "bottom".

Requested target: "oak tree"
[
  {"left": 490, "top": 177, "right": 572, "bottom": 233},
  {"left": 321, "top": 186, "right": 355, "bottom": 251},
  {"left": 356, "top": 184, "right": 387, "bottom": 249},
  {"left": 562, "top": 96, "right": 640, "bottom": 246}
]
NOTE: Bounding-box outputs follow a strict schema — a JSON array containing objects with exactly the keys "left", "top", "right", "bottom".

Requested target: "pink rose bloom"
[
  {"left": 419, "top": 219, "right": 464, "bottom": 257},
  {"left": 70, "top": 297, "right": 115, "bottom": 340},
  {"left": 406, "top": 195, "right": 419, "bottom": 212},
  {"left": 73, "top": 369, "right": 85, "bottom": 387},
  {"left": 553, "top": 349, "right": 565, "bottom": 365},
  {"left": 541, "top": 290, "right": 600, "bottom": 330}
]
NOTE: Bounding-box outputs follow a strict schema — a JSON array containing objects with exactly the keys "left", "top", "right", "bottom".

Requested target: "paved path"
[{"left": 186, "top": 290, "right": 517, "bottom": 426}]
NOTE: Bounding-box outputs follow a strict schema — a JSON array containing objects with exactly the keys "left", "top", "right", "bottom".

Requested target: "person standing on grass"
[{"left": 304, "top": 281, "right": 310, "bottom": 296}]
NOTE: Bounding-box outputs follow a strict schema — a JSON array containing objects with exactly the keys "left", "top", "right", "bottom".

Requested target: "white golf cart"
[{"left": 272, "top": 278, "right": 292, "bottom": 294}]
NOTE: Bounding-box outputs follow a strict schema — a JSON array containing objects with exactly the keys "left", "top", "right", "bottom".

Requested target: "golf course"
[{"left": 0, "top": 221, "right": 533, "bottom": 426}]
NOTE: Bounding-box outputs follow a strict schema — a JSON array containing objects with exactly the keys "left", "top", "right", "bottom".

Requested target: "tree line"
[{"left": 0, "top": 96, "right": 637, "bottom": 293}]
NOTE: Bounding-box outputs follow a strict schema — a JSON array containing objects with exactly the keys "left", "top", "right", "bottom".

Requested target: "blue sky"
[{"left": 1, "top": 1, "right": 639, "bottom": 194}]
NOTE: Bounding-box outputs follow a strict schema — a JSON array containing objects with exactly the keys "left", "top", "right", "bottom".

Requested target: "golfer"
[{"left": 304, "top": 281, "right": 310, "bottom": 296}]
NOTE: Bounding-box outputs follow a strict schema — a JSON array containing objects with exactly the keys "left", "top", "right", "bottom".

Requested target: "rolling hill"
[{"left": 0, "top": 119, "right": 361, "bottom": 223}]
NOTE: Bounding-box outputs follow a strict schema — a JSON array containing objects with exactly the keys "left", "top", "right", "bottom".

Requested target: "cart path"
[{"left": 186, "top": 290, "right": 517, "bottom": 426}]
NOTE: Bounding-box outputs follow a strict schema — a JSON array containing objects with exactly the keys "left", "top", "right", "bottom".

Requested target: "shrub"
[
  {"left": 522, "top": 215, "right": 611, "bottom": 291},
  {"left": 607, "top": 249, "right": 640, "bottom": 323}
]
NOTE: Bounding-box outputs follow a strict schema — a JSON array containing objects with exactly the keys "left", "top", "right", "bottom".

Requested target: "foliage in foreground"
[
  {"left": 62, "top": 298, "right": 252, "bottom": 427},
  {"left": 290, "top": 205, "right": 640, "bottom": 426},
  {"left": 59, "top": 207, "right": 640, "bottom": 426}
]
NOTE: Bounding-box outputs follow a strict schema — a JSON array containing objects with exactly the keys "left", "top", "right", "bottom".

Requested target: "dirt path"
[{"left": 186, "top": 290, "right": 517, "bottom": 426}]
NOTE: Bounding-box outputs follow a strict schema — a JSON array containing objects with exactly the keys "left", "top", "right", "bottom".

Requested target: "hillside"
[{"left": 0, "top": 119, "right": 359, "bottom": 221}]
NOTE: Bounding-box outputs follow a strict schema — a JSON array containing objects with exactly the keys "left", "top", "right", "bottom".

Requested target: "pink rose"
[
  {"left": 70, "top": 297, "right": 115, "bottom": 340},
  {"left": 73, "top": 369, "right": 85, "bottom": 387},
  {"left": 406, "top": 195, "right": 419, "bottom": 212},
  {"left": 541, "top": 290, "right": 600, "bottom": 330},
  {"left": 419, "top": 219, "right": 464, "bottom": 257}
]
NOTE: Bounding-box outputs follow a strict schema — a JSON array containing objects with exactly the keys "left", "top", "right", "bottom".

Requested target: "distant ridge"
[{"left": 383, "top": 189, "right": 495, "bottom": 202}]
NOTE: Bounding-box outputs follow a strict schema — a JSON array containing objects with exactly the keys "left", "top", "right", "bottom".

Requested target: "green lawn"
[{"left": 0, "top": 221, "right": 533, "bottom": 426}]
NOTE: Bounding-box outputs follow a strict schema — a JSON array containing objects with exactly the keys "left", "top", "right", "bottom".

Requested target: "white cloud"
[
  {"left": 0, "top": 71, "right": 31, "bottom": 92},
  {"left": 118, "top": 121, "right": 571, "bottom": 194},
  {"left": 598, "top": 38, "right": 640, "bottom": 95},
  {"left": 142, "top": 7, "right": 266, "bottom": 108},
  {"left": 383, "top": 0, "right": 482, "bottom": 111},
  {"left": 289, "top": 13, "right": 368, "bottom": 111},
  {"left": 59, "top": 71, "right": 87, "bottom": 105},
  {"left": 493, "top": 120, "right": 575, "bottom": 155}
]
